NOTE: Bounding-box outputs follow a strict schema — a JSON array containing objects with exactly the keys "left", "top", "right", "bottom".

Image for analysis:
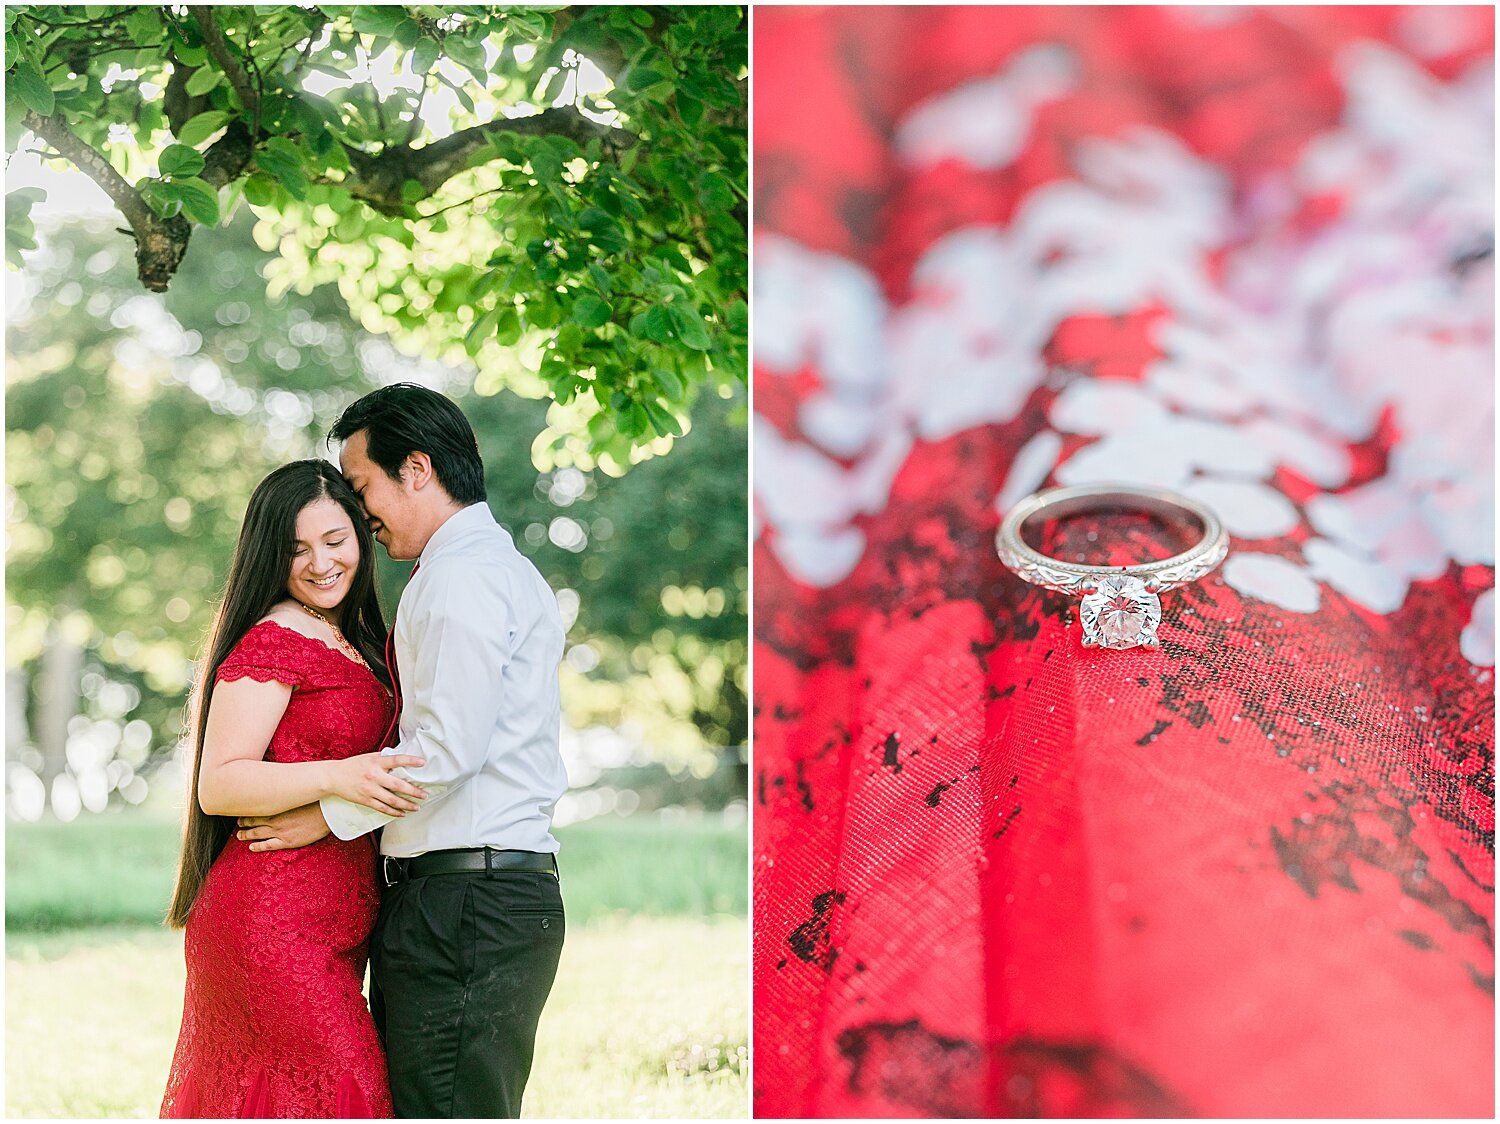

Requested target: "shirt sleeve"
[
  {"left": 319, "top": 563, "right": 512, "bottom": 840},
  {"left": 320, "top": 792, "right": 391, "bottom": 841}
]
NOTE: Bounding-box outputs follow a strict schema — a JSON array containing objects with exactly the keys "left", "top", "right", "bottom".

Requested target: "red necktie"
[{"left": 380, "top": 562, "right": 419, "bottom": 748}]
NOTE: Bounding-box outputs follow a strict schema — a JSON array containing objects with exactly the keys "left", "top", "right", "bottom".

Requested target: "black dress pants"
[{"left": 369, "top": 868, "right": 565, "bottom": 1118}]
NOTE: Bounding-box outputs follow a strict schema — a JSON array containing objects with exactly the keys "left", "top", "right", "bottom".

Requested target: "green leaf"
[
  {"left": 571, "top": 291, "right": 611, "bottom": 329},
  {"left": 494, "top": 306, "right": 522, "bottom": 346},
  {"left": 173, "top": 177, "right": 220, "bottom": 225},
  {"left": 529, "top": 144, "right": 563, "bottom": 183},
  {"left": 268, "top": 165, "right": 307, "bottom": 200},
  {"left": 138, "top": 179, "right": 183, "bottom": 219},
  {"left": 124, "top": 6, "right": 161, "bottom": 44},
  {"left": 4, "top": 81, "right": 28, "bottom": 148},
  {"left": 10, "top": 61, "right": 54, "bottom": 116},
  {"left": 242, "top": 172, "right": 276, "bottom": 206},
  {"left": 177, "top": 109, "right": 229, "bottom": 147},
  {"left": 622, "top": 402, "right": 650, "bottom": 438},
  {"left": 587, "top": 262, "right": 611, "bottom": 294},
  {"left": 464, "top": 308, "right": 500, "bottom": 356},
  {"left": 642, "top": 306, "right": 673, "bottom": 343},
  {"left": 400, "top": 179, "right": 425, "bottom": 204},
  {"left": 652, "top": 366, "right": 686, "bottom": 399},
  {"left": 678, "top": 91, "right": 705, "bottom": 129},
  {"left": 411, "top": 37, "right": 440, "bottom": 76},
  {"left": 256, "top": 137, "right": 309, "bottom": 198},
  {"left": 507, "top": 11, "right": 552, "bottom": 41},
  {"left": 5, "top": 186, "right": 44, "bottom": 268},
  {"left": 392, "top": 19, "right": 421, "bottom": 49},
  {"left": 623, "top": 65, "right": 672, "bottom": 96},
  {"left": 697, "top": 5, "right": 744, "bottom": 37},
  {"left": 262, "top": 136, "right": 303, "bottom": 162},
  {"left": 159, "top": 144, "right": 205, "bottom": 178},
  {"left": 668, "top": 305, "right": 711, "bottom": 351},
  {"left": 444, "top": 29, "right": 484, "bottom": 69},
  {"left": 352, "top": 6, "right": 408, "bottom": 38},
  {"left": 185, "top": 66, "right": 222, "bottom": 97},
  {"left": 725, "top": 299, "right": 748, "bottom": 336},
  {"left": 643, "top": 399, "right": 682, "bottom": 437},
  {"left": 540, "top": 351, "right": 573, "bottom": 390}
]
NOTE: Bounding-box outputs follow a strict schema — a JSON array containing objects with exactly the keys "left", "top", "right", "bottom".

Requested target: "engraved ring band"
[{"left": 996, "top": 484, "right": 1229, "bottom": 650}]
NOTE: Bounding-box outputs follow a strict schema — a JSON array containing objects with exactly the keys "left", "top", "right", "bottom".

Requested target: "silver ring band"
[
  {"left": 996, "top": 484, "right": 1228, "bottom": 650},
  {"left": 996, "top": 484, "right": 1227, "bottom": 595}
]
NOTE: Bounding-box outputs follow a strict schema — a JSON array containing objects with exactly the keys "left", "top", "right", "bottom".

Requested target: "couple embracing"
[{"left": 159, "top": 384, "right": 567, "bottom": 1119}]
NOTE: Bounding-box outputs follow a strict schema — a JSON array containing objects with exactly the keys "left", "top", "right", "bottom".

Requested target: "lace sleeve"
[{"left": 214, "top": 622, "right": 311, "bottom": 690}]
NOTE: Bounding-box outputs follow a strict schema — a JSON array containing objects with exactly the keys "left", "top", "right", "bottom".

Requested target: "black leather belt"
[{"left": 382, "top": 847, "right": 557, "bottom": 887}]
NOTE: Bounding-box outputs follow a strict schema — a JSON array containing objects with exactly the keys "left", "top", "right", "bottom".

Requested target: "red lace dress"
[{"left": 161, "top": 620, "right": 395, "bottom": 1119}]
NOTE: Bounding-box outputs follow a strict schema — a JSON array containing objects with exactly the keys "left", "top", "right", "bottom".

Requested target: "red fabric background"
[{"left": 752, "top": 7, "right": 1494, "bottom": 1117}]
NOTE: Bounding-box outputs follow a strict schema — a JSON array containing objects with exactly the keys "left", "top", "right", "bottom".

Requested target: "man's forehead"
[{"left": 336, "top": 437, "right": 366, "bottom": 481}]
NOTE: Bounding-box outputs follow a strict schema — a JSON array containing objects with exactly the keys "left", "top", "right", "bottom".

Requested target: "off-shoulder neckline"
[{"left": 247, "top": 617, "right": 380, "bottom": 678}]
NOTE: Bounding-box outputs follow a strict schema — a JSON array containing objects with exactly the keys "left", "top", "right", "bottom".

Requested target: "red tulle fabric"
[
  {"left": 161, "top": 621, "right": 395, "bottom": 1119},
  {"left": 753, "top": 7, "right": 1494, "bottom": 1118}
]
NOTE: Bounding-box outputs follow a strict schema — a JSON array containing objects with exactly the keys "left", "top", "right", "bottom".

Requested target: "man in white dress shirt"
[{"left": 235, "top": 384, "right": 568, "bottom": 1118}]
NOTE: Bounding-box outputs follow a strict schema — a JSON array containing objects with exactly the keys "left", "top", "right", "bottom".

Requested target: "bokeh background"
[
  {"left": 5, "top": 211, "right": 748, "bottom": 1121},
  {"left": 5, "top": 6, "right": 746, "bottom": 1116},
  {"left": 752, "top": 4, "right": 1490, "bottom": 1118}
]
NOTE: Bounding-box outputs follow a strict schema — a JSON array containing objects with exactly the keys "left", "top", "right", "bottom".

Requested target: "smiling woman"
[
  {"left": 287, "top": 499, "right": 362, "bottom": 622},
  {"left": 161, "top": 458, "right": 422, "bottom": 1118}
]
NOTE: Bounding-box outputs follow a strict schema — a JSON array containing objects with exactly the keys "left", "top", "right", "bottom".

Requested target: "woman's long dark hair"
[{"left": 166, "top": 460, "right": 389, "bottom": 928}]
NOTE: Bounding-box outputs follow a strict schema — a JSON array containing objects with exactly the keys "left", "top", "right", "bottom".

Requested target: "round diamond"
[{"left": 1080, "top": 575, "right": 1161, "bottom": 649}]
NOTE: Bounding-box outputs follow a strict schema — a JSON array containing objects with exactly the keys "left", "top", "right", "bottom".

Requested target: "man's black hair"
[{"left": 329, "top": 383, "right": 487, "bottom": 505}]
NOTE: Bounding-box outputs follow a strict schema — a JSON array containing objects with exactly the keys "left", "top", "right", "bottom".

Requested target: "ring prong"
[
  {"left": 1144, "top": 578, "right": 1163, "bottom": 594},
  {"left": 1080, "top": 579, "right": 1098, "bottom": 595}
]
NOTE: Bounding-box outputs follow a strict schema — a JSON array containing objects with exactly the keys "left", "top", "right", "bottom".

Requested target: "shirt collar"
[{"left": 418, "top": 502, "right": 497, "bottom": 566}]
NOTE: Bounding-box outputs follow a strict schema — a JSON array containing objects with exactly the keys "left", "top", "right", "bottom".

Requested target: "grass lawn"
[
  {"left": 6, "top": 916, "right": 747, "bottom": 1118},
  {"left": 7, "top": 813, "right": 748, "bottom": 929},
  {"left": 5, "top": 812, "right": 748, "bottom": 1117}
]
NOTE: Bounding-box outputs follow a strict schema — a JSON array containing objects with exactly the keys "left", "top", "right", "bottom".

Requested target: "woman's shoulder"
[{"left": 220, "top": 608, "right": 329, "bottom": 671}]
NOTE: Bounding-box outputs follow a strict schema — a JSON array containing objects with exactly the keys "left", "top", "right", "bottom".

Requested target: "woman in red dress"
[{"left": 160, "top": 460, "right": 428, "bottom": 1119}]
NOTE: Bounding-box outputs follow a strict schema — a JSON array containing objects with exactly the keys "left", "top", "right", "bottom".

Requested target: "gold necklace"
[{"left": 298, "top": 603, "right": 371, "bottom": 671}]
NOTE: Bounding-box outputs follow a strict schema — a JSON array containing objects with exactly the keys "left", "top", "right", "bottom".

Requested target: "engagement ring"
[{"left": 996, "top": 484, "right": 1228, "bottom": 650}]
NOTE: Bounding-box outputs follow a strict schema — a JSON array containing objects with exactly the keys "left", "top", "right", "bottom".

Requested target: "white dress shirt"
[{"left": 320, "top": 503, "right": 568, "bottom": 856}]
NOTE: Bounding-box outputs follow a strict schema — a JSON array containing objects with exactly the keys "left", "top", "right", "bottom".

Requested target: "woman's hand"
[{"left": 323, "top": 753, "right": 429, "bottom": 816}]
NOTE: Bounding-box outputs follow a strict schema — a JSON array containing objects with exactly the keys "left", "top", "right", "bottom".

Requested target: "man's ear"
[{"left": 406, "top": 451, "right": 435, "bottom": 491}]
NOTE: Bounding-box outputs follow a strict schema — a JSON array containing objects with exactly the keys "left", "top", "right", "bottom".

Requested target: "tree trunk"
[{"left": 34, "top": 620, "right": 83, "bottom": 787}]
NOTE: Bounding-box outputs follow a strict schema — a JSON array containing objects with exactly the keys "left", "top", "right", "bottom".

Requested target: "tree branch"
[
  {"left": 337, "top": 107, "right": 633, "bottom": 215},
  {"left": 163, "top": 58, "right": 212, "bottom": 136},
  {"left": 24, "top": 9, "right": 132, "bottom": 33},
  {"left": 191, "top": 9, "right": 260, "bottom": 127},
  {"left": 200, "top": 120, "right": 257, "bottom": 190},
  {"left": 20, "top": 111, "right": 191, "bottom": 291},
  {"left": 286, "top": 16, "right": 327, "bottom": 83}
]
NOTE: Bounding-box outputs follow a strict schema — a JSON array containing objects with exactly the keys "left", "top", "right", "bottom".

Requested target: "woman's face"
[{"left": 286, "top": 497, "right": 361, "bottom": 621}]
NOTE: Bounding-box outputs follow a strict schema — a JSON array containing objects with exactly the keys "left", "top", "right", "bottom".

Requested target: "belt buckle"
[{"left": 382, "top": 855, "right": 402, "bottom": 887}]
